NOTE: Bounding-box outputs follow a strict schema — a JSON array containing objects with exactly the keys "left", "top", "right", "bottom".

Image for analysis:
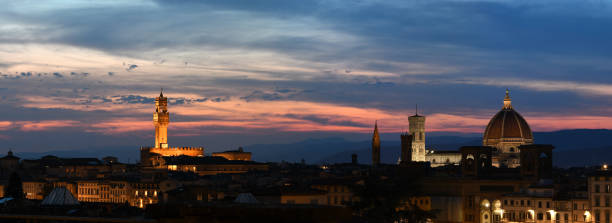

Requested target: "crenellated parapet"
[
  {"left": 140, "top": 146, "right": 204, "bottom": 166},
  {"left": 143, "top": 147, "right": 204, "bottom": 156}
]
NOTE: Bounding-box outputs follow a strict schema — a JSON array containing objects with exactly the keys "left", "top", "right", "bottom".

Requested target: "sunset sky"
[{"left": 1, "top": 0, "right": 612, "bottom": 153}]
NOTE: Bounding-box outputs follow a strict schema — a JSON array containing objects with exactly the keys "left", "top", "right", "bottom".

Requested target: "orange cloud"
[
  {"left": 87, "top": 119, "right": 150, "bottom": 134},
  {"left": 0, "top": 121, "right": 12, "bottom": 131},
  {"left": 15, "top": 120, "right": 80, "bottom": 131},
  {"left": 8, "top": 95, "right": 612, "bottom": 136}
]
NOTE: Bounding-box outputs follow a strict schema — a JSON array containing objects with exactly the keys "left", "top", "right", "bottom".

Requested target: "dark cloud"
[
  {"left": 240, "top": 88, "right": 303, "bottom": 102},
  {"left": 107, "top": 72, "right": 114, "bottom": 76},
  {"left": 70, "top": 72, "right": 89, "bottom": 77},
  {"left": 284, "top": 113, "right": 369, "bottom": 128},
  {"left": 5, "top": 0, "right": 611, "bottom": 83},
  {"left": 126, "top": 64, "right": 138, "bottom": 71},
  {"left": 52, "top": 72, "right": 63, "bottom": 78},
  {"left": 114, "top": 95, "right": 154, "bottom": 104}
]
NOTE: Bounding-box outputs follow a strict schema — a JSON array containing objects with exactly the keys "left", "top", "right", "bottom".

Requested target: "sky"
[{"left": 1, "top": 0, "right": 612, "bottom": 153}]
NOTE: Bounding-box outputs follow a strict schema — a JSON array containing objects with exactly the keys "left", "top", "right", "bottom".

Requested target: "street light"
[
  {"left": 549, "top": 210, "right": 556, "bottom": 222},
  {"left": 584, "top": 211, "right": 591, "bottom": 222}
]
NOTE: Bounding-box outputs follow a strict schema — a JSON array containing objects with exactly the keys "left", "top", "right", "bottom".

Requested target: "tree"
[{"left": 5, "top": 172, "right": 24, "bottom": 200}]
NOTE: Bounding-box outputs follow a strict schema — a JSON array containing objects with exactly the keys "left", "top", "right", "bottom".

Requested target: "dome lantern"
[{"left": 503, "top": 89, "right": 512, "bottom": 109}]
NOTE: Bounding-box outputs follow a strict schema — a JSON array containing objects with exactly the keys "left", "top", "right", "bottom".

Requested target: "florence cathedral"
[
  {"left": 482, "top": 89, "right": 534, "bottom": 168},
  {"left": 376, "top": 89, "right": 535, "bottom": 168}
]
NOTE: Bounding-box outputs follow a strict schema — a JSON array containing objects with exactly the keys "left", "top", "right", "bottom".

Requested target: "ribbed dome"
[{"left": 483, "top": 90, "right": 533, "bottom": 145}]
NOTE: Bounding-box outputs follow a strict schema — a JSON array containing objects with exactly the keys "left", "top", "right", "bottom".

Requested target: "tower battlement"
[
  {"left": 141, "top": 146, "right": 204, "bottom": 151},
  {"left": 141, "top": 146, "right": 204, "bottom": 156},
  {"left": 140, "top": 146, "right": 205, "bottom": 166}
]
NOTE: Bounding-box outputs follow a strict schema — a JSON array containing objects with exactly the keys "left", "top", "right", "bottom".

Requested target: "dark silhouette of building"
[
  {"left": 371, "top": 121, "right": 380, "bottom": 166},
  {"left": 400, "top": 132, "right": 413, "bottom": 164},
  {"left": 460, "top": 146, "right": 493, "bottom": 177},
  {"left": 519, "top": 144, "right": 554, "bottom": 180}
]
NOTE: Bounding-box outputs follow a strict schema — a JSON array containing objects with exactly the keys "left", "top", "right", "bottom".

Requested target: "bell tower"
[
  {"left": 154, "top": 89, "right": 169, "bottom": 148},
  {"left": 408, "top": 106, "right": 426, "bottom": 162}
]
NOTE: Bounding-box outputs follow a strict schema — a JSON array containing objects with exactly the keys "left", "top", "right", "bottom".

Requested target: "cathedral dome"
[{"left": 483, "top": 90, "right": 533, "bottom": 145}]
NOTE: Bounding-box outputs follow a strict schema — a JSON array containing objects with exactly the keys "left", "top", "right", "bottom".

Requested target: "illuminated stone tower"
[
  {"left": 154, "top": 89, "right": 169, "bottom": 148},
  {"left": 372, "top": 121, "right": 381, "bottom": 166},
  {"left": 409, "top": 109, "right": 426, "bottom": 162}
]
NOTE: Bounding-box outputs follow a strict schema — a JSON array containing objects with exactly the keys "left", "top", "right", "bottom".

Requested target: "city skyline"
[
  {"left": 1, "top": 0, "right": 612, "bottom": 153},
  {"left": 0, "top": 1, "right": 611, "bottom": 222}
]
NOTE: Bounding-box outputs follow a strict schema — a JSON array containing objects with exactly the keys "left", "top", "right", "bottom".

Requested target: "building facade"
[
  {"left": 212, "top": 147, "right": 252, "bottom": 161},
  {"left": 589, "top": 169, "right": 611, "bottom": 223}
]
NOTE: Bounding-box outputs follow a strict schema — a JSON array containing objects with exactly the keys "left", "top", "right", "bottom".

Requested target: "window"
[
  {"left": 606, "top": 196, "right": 611, "bottom": 207},
  {"left": 596, "top": 196, "right": 601, "bottom": 207},
  {"left": 596, "top": 185, "right": 601, "bottom": 193},
  {"left": 547, "top": 201, "right": 551, "bottom": 208},
  {"left": 596, "top": 210, "right": 600, "bottom": 223},
  {"left": 607, "top": 185, "right": 611, "bottom": 193},
  {"left": 574, "top": 203, "right": 578, "bottom": 210},
  {"left": 539, "top": 201, "right": 542, "bottom": 208},
  {"left": 538, "top": 213, "right": 543, "bottom": 220}
]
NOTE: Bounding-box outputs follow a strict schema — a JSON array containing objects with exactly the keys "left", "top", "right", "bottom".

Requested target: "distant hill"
[
  {"left": 7, "top": 129, "right": 611, "bottom": 167},
  {"left": 555, "top": 146, "right": 612, "bottom": 168},
  {"left": 249, "top": 129, "right": 612, "bottom": 167},
  {"left": 12, "top": 146, "right": 141, "bottom": 164},
  {"left": 533, "top": 129, "right": 612, "bottom": 151}
]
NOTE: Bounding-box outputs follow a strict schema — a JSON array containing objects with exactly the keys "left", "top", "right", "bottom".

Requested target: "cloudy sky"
[{"left": 1, "top": 0, "right": 611, "bottom": 153}]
